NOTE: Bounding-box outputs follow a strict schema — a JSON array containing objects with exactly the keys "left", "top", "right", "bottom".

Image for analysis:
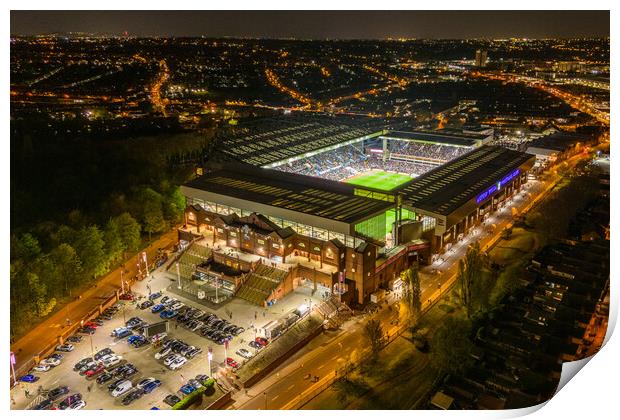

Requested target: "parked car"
[
  {"left": 96, "top": 372, "right": 114, "bottom": 384},
  {"left": 66, "top": 335, "right": 83, "bottom": 343},
  {"left": 150, "top": 332, "right": 168, "bottom": 343},
  {"left": 102, "top": 355, "right": 123, "bottom": 368},
  {"left": 255, "top": 337, "right": 269, "bottom": 346},
  {"left": 117, "top": 329, "right": 132, "bottom": 339},
  {"left": 163, "top": 394, "right": 180, "bottom": 407},
  {"left": 119, "top": 293, "right": 135, "bottom": 301},
  {"left": 236, "top": 348, "right": 252, "bottom": 359},
  {"left": 84, "top": 363, "right": 105, "bottom": 378},
  {"left": 121, "top": 388, "right": 145, "bottom": 405},
  {"left": 142, "top": 379, "right": 162, "bottom": 394},
  {"left": 110, "top": 380, "right": 133, "bottom": 397},
  {"left": 68, "top": 400, "right": 86, "bottom": 410},
  {"left": 149, "top": 291, "right": 162, "bottom": 301},
  {"left": 160, "top": 310, "right": 178, "bottom": 319},
  {"left": 55, "top": 343, "right": 75, "bottom": 352},
  {"left": 195, "top": 374, "right": 209, "bottom": 383},
  {"left": 58, "top": 393, "right": 82, "bottom": 410},
  {"left": 225, "top": 357, "right": 239, "bottom": 369},
  {"left": 139, "top": 300, "right": 154, "bottom": 310},
  {"left": 48, "top": 386, "right": 70, "bottom": 400},
  {"left": 248, "top": 341, "right": 261, "bottom": 349},
  {"left": 79, "top": 361, "right": 99, "bottom": 375},
  {"left": 19, "top": 374, "right": 39, "bottom": 383},
  {"left": 33, "top": 364, "right": 51, "bottom": 372},
  {"left": 151, "top": 304, "right": 165, "bottom": 313},
  {"left": 168, "top": 356, "right": 187, "bottom": 370},
  {"left": 107, "top": 378, "right": 127, "bottom": 392},
  {"left": 94, "top": 348, "right": 113, "bottom": 360},
  {"left": 160, "top": 296, "right": 171, "bottom": 305},
  {"left": 179, "top": 384, "right": 196, "bottom": 395},
  {"left": 73, "top": 357, "right": 93, "bottom": 371},
  {"left": 41, "top": 357, "right": 61, "bottom": 367},
  {"left": 31, "top": 398, "right": 53, "bottom": 410}
]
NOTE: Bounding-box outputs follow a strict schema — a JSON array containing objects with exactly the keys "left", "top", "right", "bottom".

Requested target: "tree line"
[{"left": 10, "top": 183, "right": 186, "bottom": 341}]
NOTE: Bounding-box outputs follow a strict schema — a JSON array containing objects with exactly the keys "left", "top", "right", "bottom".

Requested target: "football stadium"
[{"left": 180, "top": 115, "right": 534, "bottom": 306}]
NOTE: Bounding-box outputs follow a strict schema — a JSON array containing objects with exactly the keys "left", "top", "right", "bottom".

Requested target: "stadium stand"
[{"left": 236, "top": 263, "right": 289, "bottom": 306}]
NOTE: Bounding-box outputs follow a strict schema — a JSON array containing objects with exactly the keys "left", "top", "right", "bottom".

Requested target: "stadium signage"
[{"left": 476, "top": 169, "right": 520, "bottom": 204}]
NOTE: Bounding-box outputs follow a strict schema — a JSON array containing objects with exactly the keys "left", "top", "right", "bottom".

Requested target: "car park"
[
  {"left": 48, "top": 386, "right": 70, "bottom": 400},
  {"left": 56, "top": 343, "right": 74, "bottom": 352},
  {"left": 110, "top": 380, "right": 133, "bottom": 397},
  {"left": 58, "top": 393, "right": 82, "bottom": 409},
  {"left": 19, "top": 374, "right": 39, "bottom": 383}
]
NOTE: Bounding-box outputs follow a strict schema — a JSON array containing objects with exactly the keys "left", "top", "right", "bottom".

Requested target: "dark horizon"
[{"left": 10, "top": 10, "right": 610, "bottom": 39}]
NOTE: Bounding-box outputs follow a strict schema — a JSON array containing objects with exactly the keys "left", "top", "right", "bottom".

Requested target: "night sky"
[{"left": 10, "top": 10, "right": 609, "bottom": 39}]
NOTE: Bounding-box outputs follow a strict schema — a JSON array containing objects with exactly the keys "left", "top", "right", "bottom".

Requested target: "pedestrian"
[
  {"left": 87, "top": 385, "right": 92, "bottom": 392},
  {"left": 24, "top": 390, "right": 29, "bottom": 398},
  {"left": 254, "top": 312, "right": 257, "bottom": 320}
]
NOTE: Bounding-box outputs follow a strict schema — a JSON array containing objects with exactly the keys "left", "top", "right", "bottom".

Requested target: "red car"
[
  {"left": 84, "top": 321, "right": 98, "bottom": 329},
  {"left": 119, "top": 293, "right": 135, "bottom": 301},
  {"left": 225, "top": 357, "right": 239, "bottom": 369},
  {"left": 255, "top": 337, "right": 269, "bottom": 347},
  {"left": 85, "top": 363, "right": 105, "bottom": 377}
]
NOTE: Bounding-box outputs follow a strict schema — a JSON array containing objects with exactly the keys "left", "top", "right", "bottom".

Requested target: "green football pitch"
[{"left": 344, "top": 170, "right": 413, "bottom": 191}]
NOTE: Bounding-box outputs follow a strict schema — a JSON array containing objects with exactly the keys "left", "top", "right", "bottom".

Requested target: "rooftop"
[
  {"left": 398, "top": 145, "right": 535, "bottom": 216},
  {"left": 183, "top": 162, "right": 394, "bottom": 225},
  {"left": 526, "top": 131, "right": 587, "bottom": 153},
  {"left": 380, "top": 129, "right": 487, "bottom": 147},
  {"left": 217, "top": 114, "right": 384, "bottom": 167}
]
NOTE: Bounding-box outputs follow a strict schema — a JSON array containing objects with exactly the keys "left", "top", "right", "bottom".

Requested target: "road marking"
[
  {"left": 317, "top": 364, "right": 325, "bottom": 370},
  {"left": 271, "top": 393, "right": 280, "bottom": 401},
  {"left": 287, "top": 384, "right": 295, "bottom": 391}
]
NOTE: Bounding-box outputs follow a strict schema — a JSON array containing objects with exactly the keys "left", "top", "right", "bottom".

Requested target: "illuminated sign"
[{"left": 476, "top": 169, "right": 520, "bottom": 204}]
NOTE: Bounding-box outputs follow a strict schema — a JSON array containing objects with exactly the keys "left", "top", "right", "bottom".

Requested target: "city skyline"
[{"left": 11, "top": 10, "right": 610, "bottom": 39}]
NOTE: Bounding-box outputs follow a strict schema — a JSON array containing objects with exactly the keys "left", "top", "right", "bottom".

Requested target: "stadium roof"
[
  {"left": 217, "top": 114, "right": 384, "bottom": 167},
  {"left": 380, "top": 130, "right": 487, "bottom": 147},
  {"left": 398, "top": 146, "right": 535, "bottom": 217},
  {"left": 183, "top": 162, "right": 393, "bottom": 226}
]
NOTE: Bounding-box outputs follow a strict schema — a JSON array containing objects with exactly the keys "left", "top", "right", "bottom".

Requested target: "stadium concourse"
[{"left": 181, "top": 115, "right": 532, "bottom": 306}]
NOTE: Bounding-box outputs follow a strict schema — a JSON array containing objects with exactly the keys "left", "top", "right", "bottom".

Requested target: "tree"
[
  {"left": 115, "top": 212, "right": 141, "bottom": 252},
  {"left": 10, "top": 233, "right": 41, "bottom": 261},
  {"left": 364, "top": 319, "right": 385, "bottom": 360},
  {"left": 49, "top": 243, "right": 82, "bottom": 294},
  {"left": 27, "top": 271, "right": 57, "bottom": 317},
  {"left": 457, "top": 241, "right": 487, "bottom": 319},
  {"left": 139, "top": 188, "right": 165, "bottom": 240},
  {"left": 401, "top": 263, "right": 422, "bottom": 327},
  {"left": 163, "top": 186, "right": 186, "bottom": 224},
  {"left": 73, "top": 225, "right": 108, "bottom": 278},
  {"left": 103, "top": 219, "right": 125, "bottom": 264},
  {"left": 430, "top": 317, "right": 474, "bottom": 375}
]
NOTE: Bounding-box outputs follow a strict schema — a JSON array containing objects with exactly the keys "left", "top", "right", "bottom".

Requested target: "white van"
[{"left": 111, "top": 380, "right": 133, "bottom": 397}]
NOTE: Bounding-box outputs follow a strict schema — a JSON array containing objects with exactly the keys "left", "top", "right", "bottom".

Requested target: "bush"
[{"left": 172, "top": 378, "right": 215, "bottom": 410}]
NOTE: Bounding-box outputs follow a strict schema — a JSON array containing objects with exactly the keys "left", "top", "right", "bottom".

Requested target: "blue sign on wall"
[{"left": 476, "top": 169, "right": 520, "bottom": 204}]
